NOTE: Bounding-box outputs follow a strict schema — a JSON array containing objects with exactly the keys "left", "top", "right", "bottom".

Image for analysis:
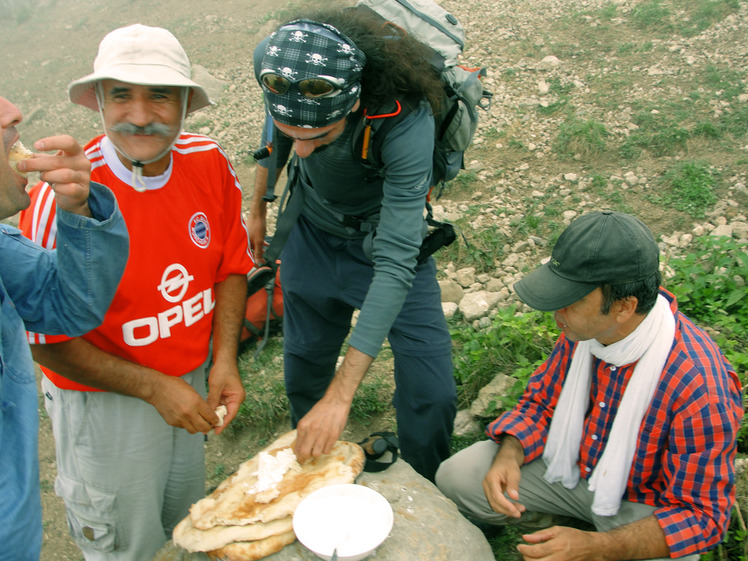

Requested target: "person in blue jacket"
[
  {"left": 246, "top": 8, "right": 456, "bottom": 481},
  {"left": 0, "top": 96, "right": 128, "bottom": 561}
]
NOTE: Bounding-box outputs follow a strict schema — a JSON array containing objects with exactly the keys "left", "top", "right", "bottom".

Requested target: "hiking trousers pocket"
[{"left": 56, "top": 473, "right": 118, "bottom": 553}]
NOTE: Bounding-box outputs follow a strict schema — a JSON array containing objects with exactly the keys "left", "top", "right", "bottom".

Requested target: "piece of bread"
[
  {"left": 189, "top": 430, "right": 364, "bottom": 530},
  {"left": 172, "top": 515, "right": 293, "bottom": 553},
  {"left": 206, "top": 530, "right": 297, "bottom": 561},
  {"left": 8, "top": 140, "right": 33, "bottom": 176},
  {"left": 214, "top": 405, "right": 228, "bottom": 427}
]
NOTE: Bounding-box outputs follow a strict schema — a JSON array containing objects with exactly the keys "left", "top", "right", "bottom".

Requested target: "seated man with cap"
[
  {"left": 436, "top": 211, "right": 743, "bottom": 561},
  {"left": 20, "top": 24, "right": 253, "bottom": 560}
]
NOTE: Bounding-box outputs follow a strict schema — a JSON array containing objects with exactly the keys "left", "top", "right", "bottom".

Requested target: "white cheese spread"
[{"left": 250, "top": 448, "right": 299, "bottom": 494}]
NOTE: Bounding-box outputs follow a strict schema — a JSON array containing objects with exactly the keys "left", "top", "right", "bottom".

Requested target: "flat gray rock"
[{"left": 152, "top": 459, "right": 494, "bottom": 561}]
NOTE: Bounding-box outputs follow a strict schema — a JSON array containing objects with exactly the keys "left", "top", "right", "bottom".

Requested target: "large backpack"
[
  {"left": 255, "top": 0, "right": 492, "bottom": 279},
  {"left": 354, "top": 0, "right": 493, "bottom": 196}
]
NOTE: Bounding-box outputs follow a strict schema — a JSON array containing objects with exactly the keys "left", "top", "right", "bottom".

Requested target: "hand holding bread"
[{"left": 16, "top": 135, "right": 92, "bottom": 217}]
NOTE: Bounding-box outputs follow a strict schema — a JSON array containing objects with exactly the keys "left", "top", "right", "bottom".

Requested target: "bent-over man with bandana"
[
  {"left": 246, "top": 8, "right": 457, "bottom": 482},
  {"left": 436, "top": 211, "right": 743, "bottom": 561},
  {"left": 20, "top": 24, "right": 254, "bottom": 560}
]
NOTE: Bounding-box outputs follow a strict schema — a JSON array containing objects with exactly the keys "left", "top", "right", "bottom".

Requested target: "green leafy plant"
[
  {"left": 655, "top": 161, "right": 720, "bottom": 217},
  {"left": 438, "top": 226, "right": 508, "bottom": 275},
  {"left": 450, "top": 306, "right": 557, "bottom": 409},
  {"left": 663, "top": 234, "right": 748, "bottom": 346}
]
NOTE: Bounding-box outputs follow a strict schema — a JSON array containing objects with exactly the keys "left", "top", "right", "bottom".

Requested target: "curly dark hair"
[
  {"left": 599, "top": 270, "right": 662, "bottom": 315},
  {"left": 283, "top": 6, "right": 445, "bottom": 113}
]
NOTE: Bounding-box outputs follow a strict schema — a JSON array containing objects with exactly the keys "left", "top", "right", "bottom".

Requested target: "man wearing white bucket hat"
[{"left": 21, "top": 24, "right": 253, "bottom": 560}]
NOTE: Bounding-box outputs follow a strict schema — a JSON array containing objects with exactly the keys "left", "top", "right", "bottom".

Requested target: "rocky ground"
[{"left": 1, "top": 0, "right": 746, "bottom": 558}]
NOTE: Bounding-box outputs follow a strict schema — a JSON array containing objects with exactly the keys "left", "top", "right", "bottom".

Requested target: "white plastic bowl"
[{"left": 293, "top": 483, "right": 394, "bottom": 561}]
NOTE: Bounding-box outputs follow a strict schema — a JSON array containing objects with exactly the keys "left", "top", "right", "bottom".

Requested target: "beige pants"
[
  {"left": 436, "top": 440, "right": 699, "bottom": 561},
  {"left": 42, "top": 363, "right": 208, "bottom": 561}
]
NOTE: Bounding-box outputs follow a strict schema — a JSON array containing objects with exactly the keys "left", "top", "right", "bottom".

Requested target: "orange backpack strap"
[{"left": 359, "top": 100, "right": 403, "bottom": 160}]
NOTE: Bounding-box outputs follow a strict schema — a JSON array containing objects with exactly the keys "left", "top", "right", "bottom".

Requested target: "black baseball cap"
[{"left": 513, "top": 211, "right": 660, "bottom": 311}]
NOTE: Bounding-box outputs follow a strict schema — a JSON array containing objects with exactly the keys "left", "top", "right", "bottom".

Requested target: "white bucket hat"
[{"left": 68, "top": 24, "right": 211, "bottom": 114}]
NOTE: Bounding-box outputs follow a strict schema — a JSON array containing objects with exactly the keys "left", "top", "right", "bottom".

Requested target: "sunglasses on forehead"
[{"left": 260, "top": 71, "right": 345, "bottom": 98}]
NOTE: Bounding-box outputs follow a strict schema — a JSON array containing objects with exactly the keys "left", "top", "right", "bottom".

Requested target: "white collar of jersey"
[{"left": 100, "top": 135, "right": 174, "bottom": 191}]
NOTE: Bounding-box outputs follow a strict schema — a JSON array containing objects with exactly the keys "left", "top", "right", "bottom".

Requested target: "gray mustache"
[{"left": 110, "top": 122, "right": 175, "bottom": 136}]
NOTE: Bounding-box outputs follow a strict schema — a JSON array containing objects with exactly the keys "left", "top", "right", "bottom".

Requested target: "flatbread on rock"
[
  {"left": 173, "top": 430, "right": 365, "bottom": 556},
  {"left": 172, "top": 515, "right": 293, "bottom": 553},
  {"left": 206, "top": 530, "right": 297, "bottom": 561},
  {"left": 190, "top": 430, "right": 364, "bottom": 530}
]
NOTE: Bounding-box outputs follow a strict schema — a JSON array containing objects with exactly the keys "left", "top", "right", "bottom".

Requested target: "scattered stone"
[
  {"left": 732, "top": 221, "right": 748, "bottom": 239},
  {"left": 711, "top": 223, "right": 734, "bottom": 238},
  {"left": 537, "top": 55, "right": 561, "bottom": 70},
  {"left": 192, "top": 64, "right": 228, "bottom": 102},
  {"left": 562, "top": 210, "right": 578, "bottom": 221},
  {"left": 459, "top": 291, "right": 503, "bottom": 321},
  {"left": 624, "top": 171, "right": 639, "bottom": 186},
  {"left": 439, "top": 279, "right": 465, "bottom": 304},
  {"left": 469, "top": 374, "right": 518, "bottom": 418},
  {"left": 455, "top": 267, "right": 476, "bottom": 288},
  {"left": 453, "top": 409, "right": 481, "bottom": 436},
  {"left": 442, "top": 302, "right": 458, "bottom": 319}
]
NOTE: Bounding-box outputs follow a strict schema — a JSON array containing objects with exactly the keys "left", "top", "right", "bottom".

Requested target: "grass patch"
[
  {"left": 227, "top": 338, "right": 289, "bottom": 437},
  {"left": 631, "top": 0, "right": 675, "bottom": 34},
  {"left": 231, "top": 338, "right": 396, "bottom": 437},
  {"left": 652, "top": 160, "right": 720, "bottom": 217},
  {"left": 438, "top": 220, "right": 509, "bottom": 275},
  {"left": 553, "top": 118, "right": 610, "bottom": 160},
  {"left": 679, "top": 0, "right": 743, "bottom": 37},
  {"left": 720, "top": 100, "right": 748, "bottom": 137},
  {"left": 349, "top": 348, "right": 395, "bottom": 424},
  {"left": 631, "top": 0, "right": 742, "bottom": 37},
  {"left": 703, "top": 63, "right": 746, "bottom": 101},
  {"left": 621, "top": 110, "right": 692, "bottom": 158},
  {"left": 487, "top": 527, "right": 524, "bottom": 561}
]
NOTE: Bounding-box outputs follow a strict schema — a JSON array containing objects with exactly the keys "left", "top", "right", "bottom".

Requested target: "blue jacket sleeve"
[{"left": 0, "top": 182, "right": 129, "bottom": 335}]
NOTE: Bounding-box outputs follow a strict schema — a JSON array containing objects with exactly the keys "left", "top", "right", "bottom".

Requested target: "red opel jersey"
[{"left": 19, "top": 133, "right": 253, "bottom": 391}]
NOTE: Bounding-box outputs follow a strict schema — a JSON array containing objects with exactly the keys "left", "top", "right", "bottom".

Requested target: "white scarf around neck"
[{"left": 542, "top": 294, "right": 675, "bottom": 516}]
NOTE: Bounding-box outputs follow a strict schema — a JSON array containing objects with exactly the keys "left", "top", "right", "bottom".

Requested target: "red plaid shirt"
[{"left": 487, "top": 289, "right": 743, "bottom": 557}]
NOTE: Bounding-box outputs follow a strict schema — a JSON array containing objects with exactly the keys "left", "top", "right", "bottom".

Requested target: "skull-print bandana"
[{"left": 259, "top": 19, "right": 367, "bottom": 128}]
